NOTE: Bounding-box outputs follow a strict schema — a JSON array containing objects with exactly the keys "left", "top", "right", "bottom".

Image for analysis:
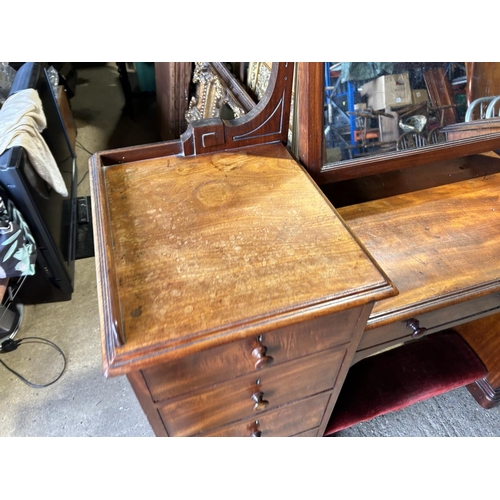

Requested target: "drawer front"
[
  {"left": 202, "top": 394, "right": 329, "bottom": 437},
  {"left": 359, "top": 292, "right": 500, "bottom": 353},
  {"left": 159, "top": 347, "right": 346, "bottom": 437},
  {"left": 143, "top": 308, "right": 361, "bottom": 402}
]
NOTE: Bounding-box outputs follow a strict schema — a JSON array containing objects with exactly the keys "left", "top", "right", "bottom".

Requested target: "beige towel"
[{"left": 0, "top": 88, "right": 68, "bottom": 197}]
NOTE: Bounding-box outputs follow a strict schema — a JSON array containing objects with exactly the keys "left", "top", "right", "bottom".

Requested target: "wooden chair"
[{"left": 396, "top": 131, "right": 428, "bottom": 151}]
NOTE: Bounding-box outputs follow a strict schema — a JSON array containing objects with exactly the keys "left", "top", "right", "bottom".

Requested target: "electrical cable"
[
  {"left": 0, "top": 336, "right": 67, "bottom": 388},
  {"left": 76, "top": 140, "right": 93, "bottom": 156},
  {"left": 76, "top": 140, "right": 93, "bottom": 186},
  {"left": 77, "top": 170, "right": 89, "bottom": 187}
]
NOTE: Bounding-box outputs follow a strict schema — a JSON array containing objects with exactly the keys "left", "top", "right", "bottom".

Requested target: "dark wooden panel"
[
  {"left": 180, "top": 63, "right": 295, "bottom": 156},
  {"left": 127, "top": 371, "right": 168, "bottom": 437},
  {"left": 322, "top": 153, "right": 500, "bottom": 209},
  {"left": 202, "top": 394, "right": 328, "bottom": 437},
  {"left": 155, "top": 62, "right": 192, "bottom": 141},
  {"left": 55, "top": 85, "right": 76, "bottom": 154},
  {"left": 143, "top": 308, "right": 361, "bottom": 402},
  {"left": 466, "top": 62, "right": 500, "bottom": 107},
  {"left": 159, "top": 347, "right": 346, "bottom": 437},
  {"left": 423, "top": 67, "right": 457, "bottom": 126},
  {"left": 97, "top": 140, "right": 183, "bottom": 166},
  {"left": 297, "top": 62, "right": 324, "bottom": 175}
]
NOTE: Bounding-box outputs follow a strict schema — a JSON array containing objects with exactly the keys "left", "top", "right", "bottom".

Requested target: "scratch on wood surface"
[{"left": 412, "top": 256, "right": 427, "bottom": 266}]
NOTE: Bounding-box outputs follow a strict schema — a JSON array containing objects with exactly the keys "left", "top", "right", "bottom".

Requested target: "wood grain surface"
[
  {"left": 95, "top": 142, "right": 394, "bottom": 374},
  {"left": 155, "top": 62, "right": 192, "bottom": 141},
  {"left": 202, "top": 393, "right": 329, "bottom": 437},
  {"left": 55, "top": 85, "right": 77, "bottom": 154},
  {"left": 455, "top": 312, "right": 500, "bottom": 387},
  {"left": 466, "top": 62, "right": 500, "bottom": 107},
  {"left": 142, "top": 308, "right": 360, "bottom": 402},
  {"left": 339, "top": 169, "right": 500, "bottom": 328},
  {"left": 443, "top": 120, "right": 500, "bottom": 142}
]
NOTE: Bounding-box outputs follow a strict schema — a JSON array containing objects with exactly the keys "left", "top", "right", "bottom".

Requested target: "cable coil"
[{"left": 0, "top": 336, "right": 67, "bottom": 388}]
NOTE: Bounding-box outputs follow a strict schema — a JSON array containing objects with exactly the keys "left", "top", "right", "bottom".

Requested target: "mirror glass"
[
  {"left": 155, "top": 62, "right": 279, "bottom": 143},
  {"left": 323, "top": 62, "right": 500, "bottom": 165},
  {"left": 185, "top": 62, "right": 272, "bottom": 124}
]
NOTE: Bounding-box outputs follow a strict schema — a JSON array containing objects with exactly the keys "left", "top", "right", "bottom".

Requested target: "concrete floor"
[{"left": 1, "top": 63, "right": 500, "bottom": 437}]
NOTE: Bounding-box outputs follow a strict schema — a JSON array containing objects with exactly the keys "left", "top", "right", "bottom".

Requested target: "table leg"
[{"left": 455, "top": 313, "right": 500, "bottom": 409}]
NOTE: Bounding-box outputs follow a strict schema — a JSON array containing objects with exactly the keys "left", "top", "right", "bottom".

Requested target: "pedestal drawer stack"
[
  {"left": 90, "top": 142, "right": 396, "bottom": 437},
  {"left": 130, "top": 309, "right": 367, "bottom": 437}
]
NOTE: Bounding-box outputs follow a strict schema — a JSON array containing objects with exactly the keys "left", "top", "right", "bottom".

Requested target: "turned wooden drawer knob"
[
  {"left": 251, "top": 346, "right": 274, "bottom": 370},
  {"left": 407, "top": 318, "right": 427, "bottom": 339},
  {"left": 251, "top": 391, "right": 269, "bottom": 412}
]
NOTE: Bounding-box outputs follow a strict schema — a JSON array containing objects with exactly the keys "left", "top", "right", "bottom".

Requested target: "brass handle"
[
  {"left": 407, "top": 318, "right": 427, "bottom": 339},
  {"left": 251, "top": 431, "right": 262, "bottom": 437},
  {"left": 251, "top": 391, "right": 269, "bottom": 412},
  {"left": 251, "top": 346, "right": 274, "bottom": 370}
]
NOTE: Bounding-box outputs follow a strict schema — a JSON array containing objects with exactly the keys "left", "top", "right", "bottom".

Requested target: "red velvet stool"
[{"left": 325, "top": 330, "right": 487, "bottom": 435}]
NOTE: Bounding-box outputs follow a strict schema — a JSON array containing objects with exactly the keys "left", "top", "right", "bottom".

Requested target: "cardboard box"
[
  {"left": 412, "top": 89, "right": 429, "bottom": 105},
  {"left": 378, "top": 108, "right": 400, "bottom": 143},
  {"left": 360, "top": 73, "right": 412, "bottom": 110}
]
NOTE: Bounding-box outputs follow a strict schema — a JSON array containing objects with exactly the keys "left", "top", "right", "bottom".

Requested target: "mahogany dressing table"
[{"left": 90, "top": 62, "right": 500, "bottom": 436}]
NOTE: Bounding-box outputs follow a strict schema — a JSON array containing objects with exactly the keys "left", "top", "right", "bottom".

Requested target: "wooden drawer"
[
  {"left": 142, "top": 309, "right": 360, "bottom": 402},
  {"left": 159, "top": 347, "right": 346, "bottom": 436},
  {"left": 358, "top": 292, "right": 500, "bottom": 354},
  {"left": 202, "top": 394, "right": 329, "bottom": 437}
]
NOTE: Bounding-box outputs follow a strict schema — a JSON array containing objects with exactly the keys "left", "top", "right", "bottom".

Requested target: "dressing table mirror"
[{"left": 296, "top": 62, "right": 500, "bottom": 184}]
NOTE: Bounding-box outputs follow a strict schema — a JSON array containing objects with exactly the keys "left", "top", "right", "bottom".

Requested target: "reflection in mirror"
[
  {"left": 246, "top": 62, "right": 272, "bottom": 101},
  {"left": 185, "top": 62, "right": 251, "bottom": 123},
  {"left": 185, "top": 62, "right": 272, "bottom": 124},
  {"left": 155, "top": 62, "right": 275, "bottom": 142},
  {"left": 322, "top": 62, "right": 493, "bottom": 165}
]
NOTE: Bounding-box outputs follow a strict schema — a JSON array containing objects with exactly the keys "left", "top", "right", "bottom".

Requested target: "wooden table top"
[
  {"left": 339, "top": 169, "right": 500, "bottom": 329},
  {"left": 91, "top": 142, "right": 395, "bottom": 374}
]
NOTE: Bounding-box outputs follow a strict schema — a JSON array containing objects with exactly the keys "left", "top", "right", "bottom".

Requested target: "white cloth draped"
[{"left": 0, "top": 88, "right": 68, "bottom": 197}]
